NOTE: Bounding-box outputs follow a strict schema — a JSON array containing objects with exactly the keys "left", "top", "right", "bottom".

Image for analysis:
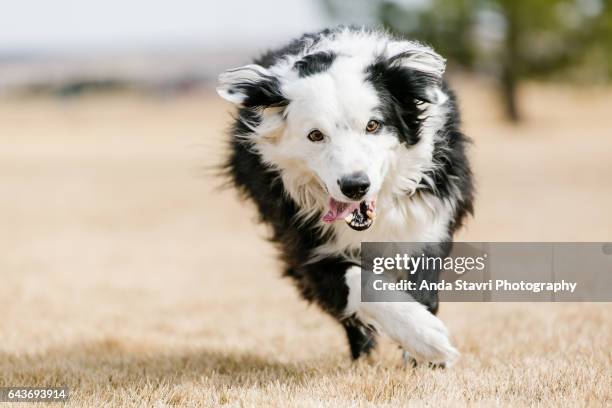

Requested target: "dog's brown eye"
[
  {"left": 366, "top": 120, "right": 381, "bottom": 133},
  {"left": 307, "top": 129, "right": 325, "bottom": 142}
]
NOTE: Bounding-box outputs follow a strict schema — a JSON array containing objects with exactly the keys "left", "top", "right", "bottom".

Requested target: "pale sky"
[{"left": 0, "top": 0, "right": 328, "bottom": 53}]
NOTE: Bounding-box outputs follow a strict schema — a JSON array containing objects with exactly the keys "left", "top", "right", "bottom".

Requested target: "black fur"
[
  {"left": 222, "top": 27, "right": 474, "bottom": 360},
  {"left": 294, "top": 51, "right": 337, "bottom": 78},
  {"left": 366, "top": 58, "right": 441, "bottom": 145},
  {"left": 343, "top": 318, "right": 377, "bottom": 359},
  {"left": 230, "top": 73, "right": 287, "bottom": 110},
  {"left": 420, "top": 83, "right": 474, "bottom": 231}
]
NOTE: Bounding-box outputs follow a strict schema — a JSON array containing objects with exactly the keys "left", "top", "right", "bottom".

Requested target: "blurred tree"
[{"left": 322, "top": 0, "right": 612, "bottom": 121}]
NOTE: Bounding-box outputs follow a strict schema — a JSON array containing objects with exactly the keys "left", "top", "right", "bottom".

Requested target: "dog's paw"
[
  {"left": 397, "top": 305, "right": 459, "bottom": 367},
  {"left": 385, "top": 302, "right": 459, "bottom": 367},
  {"left": 402, "top": 350, "right": 447, "bottom": 369}
]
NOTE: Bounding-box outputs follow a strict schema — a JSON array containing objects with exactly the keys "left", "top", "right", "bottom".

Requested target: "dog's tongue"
[{"left": 322, "top": 198, "right": 360, "bottom": 223}]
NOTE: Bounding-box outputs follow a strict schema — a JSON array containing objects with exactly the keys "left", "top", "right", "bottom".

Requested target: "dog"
[{"left": 217, "top": 26, "right": 473, "bottom": 366}]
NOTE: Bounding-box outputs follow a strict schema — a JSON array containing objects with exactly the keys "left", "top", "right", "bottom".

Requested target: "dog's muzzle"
[{"left": 322, "top": 197, "right": 376, "bottom": 231}]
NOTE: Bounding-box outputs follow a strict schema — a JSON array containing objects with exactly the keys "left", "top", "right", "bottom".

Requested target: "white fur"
[{"left": 345, "top": 266, "right": 459, "bottom": 366}]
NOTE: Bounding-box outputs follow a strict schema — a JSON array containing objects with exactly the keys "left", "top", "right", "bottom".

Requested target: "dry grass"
[{"left": 0, "top": 79, "right": 611, "bottom": 407}]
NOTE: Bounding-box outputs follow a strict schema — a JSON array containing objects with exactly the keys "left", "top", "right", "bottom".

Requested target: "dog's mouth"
[{"left": 322, "top": 197, "right": 376, "bottom": 231}]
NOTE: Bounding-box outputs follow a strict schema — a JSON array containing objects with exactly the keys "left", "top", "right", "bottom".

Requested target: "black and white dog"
[{"left": 217, "top": 27, "right": 473, "bottom": 366}]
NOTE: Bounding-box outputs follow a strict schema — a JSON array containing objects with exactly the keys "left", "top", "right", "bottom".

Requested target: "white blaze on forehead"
[{"left": 281, "top": 56, "right": 380, "bottom": 134}]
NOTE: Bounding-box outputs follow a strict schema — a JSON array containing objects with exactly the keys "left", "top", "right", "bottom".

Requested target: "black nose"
[{"left": 338, "top": 172, "right": 370, "bottom": 200}]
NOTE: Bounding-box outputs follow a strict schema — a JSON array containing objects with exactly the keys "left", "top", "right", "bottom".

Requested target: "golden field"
[{"left": 0, "top": 79, "right": 611, "bottom": 406}]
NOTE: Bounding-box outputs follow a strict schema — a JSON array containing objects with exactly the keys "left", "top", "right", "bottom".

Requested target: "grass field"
[{"left": 0, "top": 79, "right": 611, "bottom": 406}]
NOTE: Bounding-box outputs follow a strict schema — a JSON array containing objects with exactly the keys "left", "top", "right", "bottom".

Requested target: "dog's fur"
[{"left": 217, "top": 27, "right": 473, "bottom": 366}]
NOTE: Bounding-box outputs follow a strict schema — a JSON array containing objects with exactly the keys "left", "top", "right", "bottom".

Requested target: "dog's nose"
[{"left": 338, "top": 172, "right": 370, "bottom": 200}]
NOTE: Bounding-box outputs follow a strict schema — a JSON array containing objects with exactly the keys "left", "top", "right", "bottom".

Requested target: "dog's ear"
[
  {"left": 377, "top": 41, "right": 446, "bottom": 104},
  {"left": 217, "top": 64, "right": 287, "bottom": 109},
  {"left": 385, "top": 41, "right": 446, "bottom": 79}
]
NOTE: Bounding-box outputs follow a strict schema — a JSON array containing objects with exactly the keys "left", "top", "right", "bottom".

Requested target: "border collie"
[{"left": 217, "top": 27, "right": 473, "bottom": 366}]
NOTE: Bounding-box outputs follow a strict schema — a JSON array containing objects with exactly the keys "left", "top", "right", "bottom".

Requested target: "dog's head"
[{"left": 217, "top": 31, "right": 447, "bottom": 231}]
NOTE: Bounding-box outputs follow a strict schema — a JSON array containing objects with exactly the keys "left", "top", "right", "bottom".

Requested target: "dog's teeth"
[
  {"left": 345, "top": 214, "right": 354, "bottom": 223},
  {"left": 366, "top": 210, "right": 376, "bottom": 220}
]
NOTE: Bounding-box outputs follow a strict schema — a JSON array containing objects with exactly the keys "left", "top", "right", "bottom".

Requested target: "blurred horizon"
[
  {"left": 0, "top": 0, "right": 326, "bottom": 55},
  {"left": 0, "top": 0, "right": 331, "bottom": 96},
  {"left": 1, "top": 0, "right": 610, "bottom": 123}
]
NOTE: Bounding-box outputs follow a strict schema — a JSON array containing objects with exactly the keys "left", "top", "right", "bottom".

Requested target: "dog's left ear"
[
  {"left": 385, "top": 41, "right": 446, "bottom": 79},
  {"left": 217, "top": 64, "right": 287, "bottom": 109},
  {"left": 379, "top": 41, "right": 446, "bottom": 104}
]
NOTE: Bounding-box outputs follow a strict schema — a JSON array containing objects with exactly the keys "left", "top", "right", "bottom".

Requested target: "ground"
[{"left": 0, "top": 78, "right": 610, "bottom": 407}]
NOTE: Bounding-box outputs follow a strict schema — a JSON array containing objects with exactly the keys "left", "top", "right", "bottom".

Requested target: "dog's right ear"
[
  {"left": 380, "top": 41, "right": 446, "bottom": 105},
  {"left": 217, "top": 64, "right": 287, "bottom": 109}
]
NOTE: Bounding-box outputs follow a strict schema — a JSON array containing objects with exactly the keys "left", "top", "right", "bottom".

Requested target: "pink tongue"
[{"left": 322, "top": 198, "right": 360, "bottom": 223}]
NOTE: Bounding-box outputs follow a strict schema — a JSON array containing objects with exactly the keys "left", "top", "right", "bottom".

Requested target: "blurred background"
[
  {"left": 2, "top": 0, "right": 611, "bottom": 119},
  {"left": 1, "top": 1, "right": 611, "bottom": 405}
]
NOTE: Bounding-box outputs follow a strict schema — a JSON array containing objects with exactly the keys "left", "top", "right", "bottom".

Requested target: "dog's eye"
[
  {"left": 307, "top": 129, "right": 325, "bottom": 142},
  {"left": 366, "top": 120, "right": 382, "bottom": 133}
]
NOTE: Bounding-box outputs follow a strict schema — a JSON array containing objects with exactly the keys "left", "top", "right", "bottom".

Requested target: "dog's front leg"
[
  {"left": 287, "top": 259, "right": 379, "bottom": 360},
  {"left": 344, "top": 266, "right": 459, "bottom": 366}
]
